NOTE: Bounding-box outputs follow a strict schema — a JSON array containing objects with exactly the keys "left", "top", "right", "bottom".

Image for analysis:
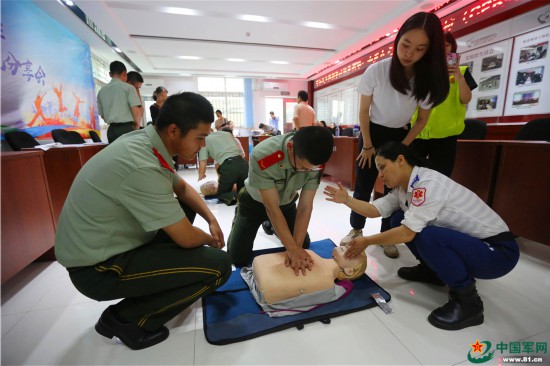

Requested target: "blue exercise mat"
[{"left": 202, "top": 239, "right": 391, "bottom": 345}]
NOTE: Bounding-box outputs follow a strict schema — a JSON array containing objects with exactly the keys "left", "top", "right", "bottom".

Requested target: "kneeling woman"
[{"left": 323, "top": 141, "right": 519, "bottom": 330}]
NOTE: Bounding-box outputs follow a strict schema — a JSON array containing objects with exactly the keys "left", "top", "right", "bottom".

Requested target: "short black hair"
[
  {"left": 259, "top": 123, "right": 266, "bottom": 129},
  {"left": 127, "top": 71, "right": 143, "bottom": 83},
  {"left": 153, "top": 86, "right": 167, "bottom": 101},
  {"left": 293, "top": 126, "right": 333, "bottom": 165},
  {"left": 376, "top": 141, "right": 430, "bottom": 168},
  {"left": 215, "top": 109, "right": 222, "bottom": 114},
  {"left": 156, "top": 92, "right": 214, "bottom": 136},
  {"left": 109, "top": 61, "right": 126, "bottom": 75},
  {"left": 297, "top": 90, "right": 308, "bottom": 102}
]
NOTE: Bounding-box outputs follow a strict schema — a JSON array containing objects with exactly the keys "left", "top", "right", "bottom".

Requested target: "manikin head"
[
  {"left": 200, "top": 181, "right": 218, "bottom": 196},
  {"left": 332, "top": 246, "right": 367, "bottom": 281}
]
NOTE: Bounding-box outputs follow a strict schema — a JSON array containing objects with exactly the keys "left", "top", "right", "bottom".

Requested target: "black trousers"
[
  {"left": 217, "top": 156, "right": 249, "bottom": 205},
  {"left": 410, "top": 135, "right": 458, "bottom": 177},
  {"left": 67, "top": 204, "right": 231, "bottom": 331},
  {"left": 107, "top": 122, "right": 134, "bottom": 143},
  {"left": 350, "top": 123, "right": 409, "bottom": 232},
  {"left": 227, "top": 188, "right": 310, "bottom": 266}
]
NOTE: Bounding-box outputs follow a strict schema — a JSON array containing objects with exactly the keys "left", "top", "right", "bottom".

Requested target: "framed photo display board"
[
  {"left": 504, "top": 26, "right": 550, "bottom": 116},
  {"left": 461, "top": 39, "right": 512, "bottom": 118}
]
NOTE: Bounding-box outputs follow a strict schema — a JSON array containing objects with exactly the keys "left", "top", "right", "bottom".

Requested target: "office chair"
[
  {"left": 51, "top": 129, "right": 86, "bottom": 144},
  {"left": 4, "top": 130, "right": 40, "bottom": 151},
  {"left": 340, "top": 127, "right": 354, "bottom": 137},
  {"left": 457, "top": 119, "right": 487, "bottom": 140},
  {"left": 88, "top": 130, "right": 102, "bottom": 143},
  {"left": 514, "top": 118, "right": 550, "bottom": 142}
]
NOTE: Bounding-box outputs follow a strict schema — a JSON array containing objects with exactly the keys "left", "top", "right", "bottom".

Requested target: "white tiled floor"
[{"left": 2, "top": 166, "right": 550, "bottom": 365}]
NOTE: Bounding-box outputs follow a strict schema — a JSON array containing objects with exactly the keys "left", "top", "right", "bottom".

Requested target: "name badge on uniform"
[{"left": 411, "top": 188, "right": 426, "bottom": 206}]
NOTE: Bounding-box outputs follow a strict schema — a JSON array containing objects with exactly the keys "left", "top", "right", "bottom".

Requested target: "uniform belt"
[
  {"left": 110, "top": 121, "right": 134, "bottom": 126},
  {"left": 223, "top": 155, "right": 244, "bottom": 163},
  {"left": 482, "top": 231, "right": 515, "bottom": 244}
]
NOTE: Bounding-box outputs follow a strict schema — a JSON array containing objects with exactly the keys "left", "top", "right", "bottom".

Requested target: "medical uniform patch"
[{"left": 411, "top": 188, "right": 426, "bottom": 206}]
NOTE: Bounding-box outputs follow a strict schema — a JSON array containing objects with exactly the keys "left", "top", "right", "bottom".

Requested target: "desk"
[
  {"left": 236, "top": 136, "right": 250, "bottom": 161},
  {"left": 451, "top": 140, "right": 500, "bottom": 203},
  {"left": 492, "top": 141, "right": 550, "bottom": 245},
  {"left": 323, "top": 137, "right": 358, "bottom": 189},
  {"left": 252, "top": 135, "right": 272, "bottom": 147},
  {"left": 1, "top": 151, "right": 56, "bottom": 283},
  {"left": 27, "top": 144, "right": 107, "bottom": 226}
]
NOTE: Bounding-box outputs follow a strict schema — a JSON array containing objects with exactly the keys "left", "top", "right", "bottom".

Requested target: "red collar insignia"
[{"left": 152, "top": 148, "right": 175, "bottom": 173}]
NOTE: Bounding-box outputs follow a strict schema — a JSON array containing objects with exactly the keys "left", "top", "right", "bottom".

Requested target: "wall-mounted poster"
[
  {"left": 504, "top": 26, "right": 550, "bottom": 116},
  {"left": 462, "top": 39, "right": 512, "bottom": 118},
  {"left": 1, "top": 1, "right": 99, "bottom": 140}
]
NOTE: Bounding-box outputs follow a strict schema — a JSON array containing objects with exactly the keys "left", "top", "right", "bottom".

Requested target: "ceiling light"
[
  {"left": 64, "top": 0, "right": 74, "bottom": 5},
  {"left": 178, "top": 56, "right": 201, "bottom": 60},
  {"left": 162, "top": 7, "right": 202, "bottom": 16},
  {"left": 271, "top": 61, "right": 289, "bottom": 65},
  {"left": 301, "top": 21, "right": 333, "bottom": 30},
  {"left": 180, "top": 73, "right": 191, "bottom": 76},
  {"left": 238, "top": 14, "right": 271, "bottom": 22},
  {"left": 113, "top": 47, "right": 122, "bottom": 53},
  {"left": 226, "top": 58, "right": 245, "bottom": 62}
]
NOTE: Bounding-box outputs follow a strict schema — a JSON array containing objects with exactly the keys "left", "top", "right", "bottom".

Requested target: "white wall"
[{"left": 251, "top": 79, "right": 308, "bottom": 128}]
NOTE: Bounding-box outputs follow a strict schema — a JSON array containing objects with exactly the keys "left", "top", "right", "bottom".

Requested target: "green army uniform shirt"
[
  {"left": 97, "top": 78, "right": 141, "bottom": 124},
  {"left": 54, "top": 125, "right": 185, "bottom": 267},
  {"left": 198, "top": 130, "right": 244, "bottom": 164},
  {"left": 245, "top": 133, "right": 320, "bottom": 206}
]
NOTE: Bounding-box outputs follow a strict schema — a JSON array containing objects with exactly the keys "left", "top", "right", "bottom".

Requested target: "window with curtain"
[{"left": 198, "top": 77, "right": 245, "bottom": 127}]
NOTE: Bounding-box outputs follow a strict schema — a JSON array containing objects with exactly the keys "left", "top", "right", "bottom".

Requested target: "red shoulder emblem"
[
  {"left": 257, "top": 150, "right": 284, "bottom": 170},
  {"left": 411, "top": 188, "right": 426, "bottom": 206}
]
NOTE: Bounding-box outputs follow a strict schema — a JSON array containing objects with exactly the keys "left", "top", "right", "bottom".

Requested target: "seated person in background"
[
  {"left": 214, "top": 110, "right": 229, "bottom": 130},
  {"left": 241, "top": 246, "right": 367, "bottom": 316},
  {"left": 328, "top": 122, "right": 336, "bottom": 135},
  {"left": 198, "top": 127, "right": 248, "bottom": 205},
  {"left": 258, "top": 122, "right": 276, "bottom": 135},
  {"left": 323, "top": 141, "right": 519, "bottom": 331}
]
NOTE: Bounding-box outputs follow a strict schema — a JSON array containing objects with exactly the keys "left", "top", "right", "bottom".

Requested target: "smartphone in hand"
[{"left": 447, "top": 52, "right": 459, "bottom": 66}]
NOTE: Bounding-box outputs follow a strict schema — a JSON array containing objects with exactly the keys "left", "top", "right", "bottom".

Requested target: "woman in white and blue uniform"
[{"left": 323, "top": 141, "right": 519, "bottom": 331}]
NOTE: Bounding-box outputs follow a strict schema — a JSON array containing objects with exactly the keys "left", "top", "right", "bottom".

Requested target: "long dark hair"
[
  {"left": 389, "top": 12, "right": 449, "bottom": 107},
  {"left": 376, "top": 141, "right": 430, "bottom": 168}
]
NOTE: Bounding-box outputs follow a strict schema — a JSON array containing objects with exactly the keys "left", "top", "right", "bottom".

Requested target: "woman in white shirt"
[
  {"left": 341, "top": 12, "right": 450, "bottom": 259},
  {"left": 324, "top": 141, "right": 519, "bottom": 331}
]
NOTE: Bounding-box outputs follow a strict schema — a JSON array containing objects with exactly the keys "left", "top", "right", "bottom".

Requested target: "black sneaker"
[{"left": 398, "top": 263, "right": 445, "bottom": 286}]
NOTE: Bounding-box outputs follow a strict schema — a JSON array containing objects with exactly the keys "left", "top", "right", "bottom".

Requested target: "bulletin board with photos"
[
  {"left": 460, "top": 39, "right": 512, "bottom": 119},
  {"left": 504, "top": 26, "right": 549, "bottom": 116},
  {"left": 461, "top": 26, "right": 550, "bottom": 119}
]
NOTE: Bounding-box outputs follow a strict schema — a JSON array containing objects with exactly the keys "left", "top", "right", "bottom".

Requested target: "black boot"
[
  {"left": 428, "top": 282, "right": 484, "bottom": 330},
  {"left": 95, "top": 306, "right": 169, "bottom": 350},
  {"left": 262, "top": 220, "right": 275, "bottom": 235},
  {"left": 397, "top": 263, "right": 445, "bottom": 286}
]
